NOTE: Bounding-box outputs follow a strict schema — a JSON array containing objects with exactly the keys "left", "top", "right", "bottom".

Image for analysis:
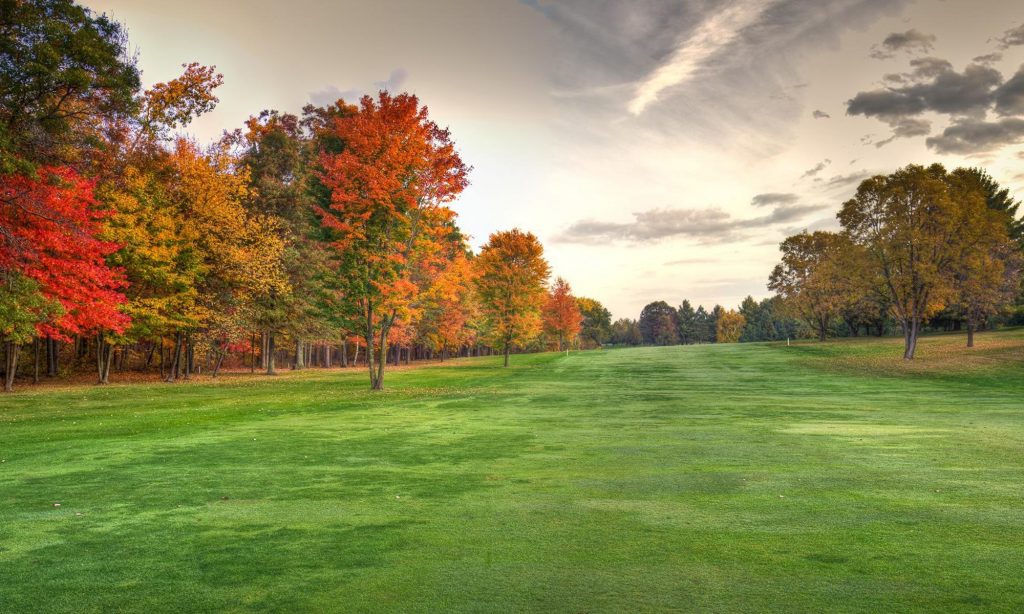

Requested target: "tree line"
[
  {"left": 0, "top": 0, "right": 607, "bottom": 391},
  {"left": 611, "top": 165, "right": 1022, "bottom": 358}
]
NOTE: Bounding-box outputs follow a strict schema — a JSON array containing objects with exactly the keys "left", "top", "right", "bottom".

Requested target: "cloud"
[
  {"left": 869, "top": 29, "right": 936, "bottom": 60},
  {"left": 308, "top": 68, "right": 409, "bottom": 107},
  {"left": 801, "top": 159, "right": 831, "bottom": 179},
  {"left": 751, "top": 192, "right": 799, "bottom": 207},
  {"left": 925, "top": 118, "right": 1024, "bottom": 154},
  {"left": 848, "top": 61, "right": 1002, "bottom": 119},
  {"left": 812, "top": 109, "right": 831, "bottom": 119},
  {"left": 973, "top": 52, "right": 1003, "bottom": 65},
  {"left": 627, "top": 1, "right": 767, "bottom": 115},
  {"left": 556, "top": 202, "right": 826, "bottom": 244},
  {"left": 822, "top": 171, "right": 872, "bottom": 189},
  {"left": 996, "top": 24, "right": 1024, "bottom": 49},
  {"left": 845, "top": 52, "right": 1024, "bottom": 152},
  {"left": 874, "top": 117, "right": 931, "bottom": 147},
  {"left": 995, "top": 64, "right": 1024, "bottom": 117}
]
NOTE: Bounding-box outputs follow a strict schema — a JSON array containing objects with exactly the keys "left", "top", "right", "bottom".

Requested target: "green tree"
[
  {"left": 576, "top": 297, "right": 612, "bottom": 348},
  {"left": 0, "top": 0, "right": 140, "bottom": 172},
  {"left": 677, "top": 299, "right": 697, "bottom": 344},
  {"left": 639, "top": 301, "right": 679, "bottom": 345}
]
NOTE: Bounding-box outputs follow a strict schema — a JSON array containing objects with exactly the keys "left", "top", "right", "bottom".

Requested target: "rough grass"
[{"left": 1, "top": 330, "right": 1023, "bottom": 612}]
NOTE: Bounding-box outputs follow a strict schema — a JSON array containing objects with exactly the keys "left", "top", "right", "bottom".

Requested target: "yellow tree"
[
  {"left": 947, "top": 168, "right": 1022, "bottom": 347},
  {"left": 715, "top": 309, "right": 746, "bottom": 343},
  {"left": 475, "top": 229, "right": 550, "bottom": 367},
  {"left": 768, "top": 231, "right": 852, "bottom": 342},
  {"left": 840, "top": 164, "right": 1001, "bottom": 359}
]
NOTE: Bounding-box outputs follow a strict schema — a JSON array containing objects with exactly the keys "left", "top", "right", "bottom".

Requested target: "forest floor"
[{"left": 1, "top": 329, "right": 1022, "bottom": 612}]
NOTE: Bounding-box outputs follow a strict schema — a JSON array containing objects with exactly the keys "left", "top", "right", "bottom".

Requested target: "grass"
[{"left": 1, "top": 329, "right": 1023, "bottom": 612}]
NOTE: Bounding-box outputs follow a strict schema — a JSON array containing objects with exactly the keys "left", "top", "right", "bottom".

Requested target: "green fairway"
[{"left": 2, "top": 331, "right": 1024, "bottom": 613}]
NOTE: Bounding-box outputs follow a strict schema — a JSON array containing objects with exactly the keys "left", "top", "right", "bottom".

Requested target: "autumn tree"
[
  {"left": 716, "top": 309, "right": 746, "bottom": 343},
  {"left": 576, "top": 297, "right": 611, "bottom": 348},
  {"left": 419, "top": 250, "right": 478, "bottom": 359},
  {"left": 315, "top": 92, "right": 469, "bottom": 389},
  {"left": 841, "top": 164, "right": 980, "bottom": 359},
  {"left": 0, "top": 168, "right": 130, "bottom": 388},
  {"left": 543, "top": 277, "right": 582, "bottom": 352},
  {"left": 475, "top": 229, "right": 550, "bottom": 367},
  {"left": 946, "top": 168, "right": 1022, "bottom": 347},
  {"left": 769, "top": 231, "right": 853, "bottom": 342}
]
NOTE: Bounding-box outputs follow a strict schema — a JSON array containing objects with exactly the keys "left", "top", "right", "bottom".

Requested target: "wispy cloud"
[
  {"left": 556, "top": 202, "right": 826, "bottom": 245},
  {"left": 627, "top": 1, "right": 768, "bottom": 115}
]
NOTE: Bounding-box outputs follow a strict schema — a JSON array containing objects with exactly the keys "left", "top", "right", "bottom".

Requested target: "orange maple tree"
[
  {"left": 543, "top": 277, "right": 583, "bottom": 352},
  {"left": 315, "top": 92, "right": 469, "bottom": 389}
]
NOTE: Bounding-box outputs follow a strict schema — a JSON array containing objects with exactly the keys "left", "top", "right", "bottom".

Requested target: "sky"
[{"left": 83, "top": 0, "right": 1024, "bottom": 319}]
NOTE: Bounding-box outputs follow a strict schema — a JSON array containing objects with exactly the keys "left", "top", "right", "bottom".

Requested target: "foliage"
[
  {"left": 715, "top": 309, "right": 745, "bottom": 343},
  {"left": 543, "top": 277, "right": 582, "bottom": 351},
  {"left": 474, "top": 229, "right": 550, "bottom": 366},
  {"left": 638, "top": 300, "right": 679, "bottom": 345}
]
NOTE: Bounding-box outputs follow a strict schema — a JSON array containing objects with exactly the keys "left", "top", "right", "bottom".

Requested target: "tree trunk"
[
  {"left": 4, "top": 341, "right": 19, "bottom": 392},
  {"left": 294, "top": 339, "right": 305, "bottom": 370},
  {"left": 266, "top": 331, "right": 277, "bottom": 375},
  {"left": 159, "top": 337, "right": 166, "bottom": 379},
  {"left": 503, "top": 341, "right": 510, "bottom": 368},
  {"left": 166, "top": 332, "right": 182, "bottom": 382},
  {"left": 96, "top": 333, "right": 111, "bottom": 385},
  {"left": 103, "top": 343, "right": 114, "bottom": 384},
  {"left": 145, "top": 342, "right": 156, "bottom": 369},
  {"left": 212, "top": 344, "right": 226, "bottom": 377},
  {"left": 341, "top": 339, "right": 348, "bottom": 368},
  {"left": 966, "top": 320, "right": 975, "bottom": 348},
  {"left": 33, "top": 337, "right": 40, "bottom": 384},
  {"left": 46, "top": 337, "right": 58, "bottom": 377},
  {"left": 903, "top": 318, "right": 920, "bottom": 360},
  {"left": 373, "top": 325, "right": 390, "bottom": 390},
  {"left": 183, "top": 334, "right": 192, "bottom": 380}
]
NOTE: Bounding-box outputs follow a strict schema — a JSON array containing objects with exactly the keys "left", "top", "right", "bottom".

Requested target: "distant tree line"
[{"left": 610, "top": 164, "right": 1023, "bottom": 360}]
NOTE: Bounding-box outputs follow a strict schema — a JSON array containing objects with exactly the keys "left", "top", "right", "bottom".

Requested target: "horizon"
[{"left": 83, "top": 0, "right": 1024, "bottom": 319}]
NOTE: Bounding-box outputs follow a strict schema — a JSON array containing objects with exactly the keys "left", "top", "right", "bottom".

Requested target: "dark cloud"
[
  {"left": 556, "top": 202, "right": 827, "bottom": 244},
  {"left": 812, "top": 109, "right": 831, "bottom": 119},
  {"left": 846, "top": 51, "right": 1024, "bottom": 152},
  {"left": 869, "top": 29, "right": 936, "bottom": 60},
  {"left": 751, "top": 192, "right": 799, "bottom": 207},
  {"left": 874, "top": 117, "right": 931, "bottom": 147},
  {"left": 848, "top": 61, "right": 1002, "bottom": 120},
  {"left": 801, "top": 159, "right": 831, "bottom": 179},
  {"left": 973, "top": 52, "right": 1003, "bottom": 65},
  {"left": 308, "top": 69, "right": 408, "bottom": 107},
  {"left": 995, "top": 65, "right": 1024, "bottom": 117},
  {"left": 925, "top": 118, "right": 1024, "bottom": 154},
  {"left": 996, "top": 23, "right": 1024, "bottom": 49}
]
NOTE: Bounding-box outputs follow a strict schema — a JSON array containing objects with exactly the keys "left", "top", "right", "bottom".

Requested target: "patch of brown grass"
[{"left": 792, "top": 329, "right": 1024, "bottom": 378}]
